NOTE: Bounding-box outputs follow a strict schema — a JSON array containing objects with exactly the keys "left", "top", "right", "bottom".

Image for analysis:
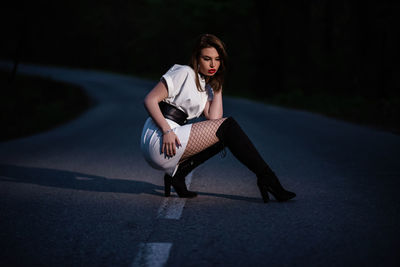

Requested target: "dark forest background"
[{"left": 1, "top": 0, "right": 399, "bottom": 132}]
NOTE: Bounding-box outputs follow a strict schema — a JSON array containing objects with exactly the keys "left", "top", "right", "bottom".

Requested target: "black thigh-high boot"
[
  {"left": 164, "top": 141, "right": 224, "bottom": 198},
  {"left": 216, "top": 117, "right": 296, "bottom": 203}
]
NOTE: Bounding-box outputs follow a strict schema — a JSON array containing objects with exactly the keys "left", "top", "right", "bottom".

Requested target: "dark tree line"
[{"left": 1, "top": 0, "right": 399, "bottom": 101}]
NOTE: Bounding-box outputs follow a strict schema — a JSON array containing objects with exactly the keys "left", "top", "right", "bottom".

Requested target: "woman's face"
[{"left": 198, "top": 47, "right": 220, "bottom": 76}]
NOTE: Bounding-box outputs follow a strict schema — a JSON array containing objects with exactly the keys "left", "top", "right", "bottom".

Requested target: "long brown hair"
[{"left": 189, "top": 34, "right": 228, "bottom": 93}]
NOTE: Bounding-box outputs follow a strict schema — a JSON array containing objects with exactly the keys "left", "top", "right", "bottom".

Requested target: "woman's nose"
[{"left": 210, "top": 60, "right": 215, "bottom": 67}]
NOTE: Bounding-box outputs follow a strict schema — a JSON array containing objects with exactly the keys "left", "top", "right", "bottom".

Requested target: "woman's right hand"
[{"left": 162, "top": 130, "right": 181, "bottom": 157}]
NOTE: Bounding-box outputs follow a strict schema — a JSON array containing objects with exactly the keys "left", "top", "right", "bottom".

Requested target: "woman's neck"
[{"left": 199, "top": 72, "right": 210, "bottom": 83}]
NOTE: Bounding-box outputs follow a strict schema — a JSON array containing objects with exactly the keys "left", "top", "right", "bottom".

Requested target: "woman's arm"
[
  {"left": 144, "top": 80, "right": 181, "bottom": 156},
  {"left": 204, "top": 89, "right": 223, "bottom": 120}
]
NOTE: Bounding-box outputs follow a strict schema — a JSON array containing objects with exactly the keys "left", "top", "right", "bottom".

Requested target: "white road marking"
[
  {"left": 131, "top": 242, "right": 173, "bottom": 267},
  {"left": 132, "top": 173, "right": 193, "bottom": 265},
  {"left": 156, "top": 172, "right": 193, "bottom": 220}
]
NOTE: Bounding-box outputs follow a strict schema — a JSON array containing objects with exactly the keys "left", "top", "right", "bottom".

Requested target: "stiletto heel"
[
  {"left": 257, "top": 175, "right": 296, "bottom": 202},
  {"left": 164, "top": 175, "right": 171, "bottom": 197},
  {"left": 162, "top": 143, "right": 223, "bottom": 199},
  {"left": 257, "top": 181, "right": 270, "bottom": 203},
  {"left": 164, "top": 174, "right": 197, "bottom": 198}
]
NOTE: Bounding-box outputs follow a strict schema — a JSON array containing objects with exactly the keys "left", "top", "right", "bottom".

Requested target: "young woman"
[{"left": 140, "top": 34, "right": 296, "bottom": 203}]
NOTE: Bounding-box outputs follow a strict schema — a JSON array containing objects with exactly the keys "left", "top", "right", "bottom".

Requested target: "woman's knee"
[
  {"left": 215, "top": 116, "right": 241, "bottom": 139},
  {"left": 220, "top": 116, "right": 238, "bottom": 127}
]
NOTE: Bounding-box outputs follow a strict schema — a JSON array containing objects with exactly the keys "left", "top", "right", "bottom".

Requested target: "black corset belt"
[{"left": 159, "top": 101, "right": 188, "bottom": 126}]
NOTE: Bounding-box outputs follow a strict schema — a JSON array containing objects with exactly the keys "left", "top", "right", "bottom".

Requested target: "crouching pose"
[{"left": 140, "top": 34, "right": 295, "bottom": 203}]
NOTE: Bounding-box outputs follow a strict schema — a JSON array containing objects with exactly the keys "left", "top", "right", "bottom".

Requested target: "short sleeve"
[
  {"left": 206, "top": 84, "right": 214, "bottom": 101},
  {"left": 161, "top": 65, "right": 190, "bottom": 98}
]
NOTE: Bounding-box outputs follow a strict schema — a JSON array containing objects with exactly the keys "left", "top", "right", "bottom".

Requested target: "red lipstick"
[{"left": 208, "top": 69, "right": 216, "bottom": 74}]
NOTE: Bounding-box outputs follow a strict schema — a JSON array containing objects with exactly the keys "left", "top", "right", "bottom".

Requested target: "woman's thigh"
[{"left": 180, "top": 118, "right": 227, "bottom": 162}]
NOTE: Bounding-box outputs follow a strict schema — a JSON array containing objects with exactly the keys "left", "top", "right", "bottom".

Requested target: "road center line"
[
  {"left": 131, "top": 242, "right": 173, "bottom": 267},
  {"left": 134, "top": 173, "right": 193, "bottom": 265},
  {"left": 157, "top": 172, "right": 193, "bottom": 219}
]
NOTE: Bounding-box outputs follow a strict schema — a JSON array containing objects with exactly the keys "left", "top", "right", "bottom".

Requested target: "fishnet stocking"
[{"left": 180, "top": 118, "right": 227, "bottom": 163}]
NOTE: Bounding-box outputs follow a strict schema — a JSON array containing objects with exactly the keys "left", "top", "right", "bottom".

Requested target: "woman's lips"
[{"left": 208, "top": 69, "right": 216, "bottom": 74}]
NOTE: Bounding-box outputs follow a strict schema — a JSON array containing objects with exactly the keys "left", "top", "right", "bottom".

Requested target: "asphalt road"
[{"left": 1, "top": 62, "right": 399, "bottom": 267}]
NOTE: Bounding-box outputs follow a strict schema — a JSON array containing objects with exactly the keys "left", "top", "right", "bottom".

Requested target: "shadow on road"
[
  {"left": 0, "top": 164, "right": 265, "bottom": 203},
  {"left": 0, "top": 164, "right": 164, "bottom": 196}
]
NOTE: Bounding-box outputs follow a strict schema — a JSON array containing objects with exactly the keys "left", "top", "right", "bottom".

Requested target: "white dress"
[{"left": 140, "top": 64, "right": 213, "bottom": 176}]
